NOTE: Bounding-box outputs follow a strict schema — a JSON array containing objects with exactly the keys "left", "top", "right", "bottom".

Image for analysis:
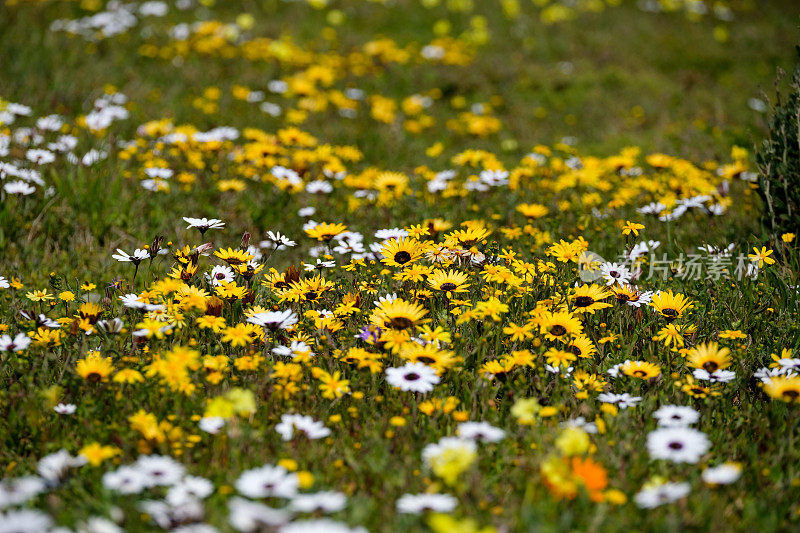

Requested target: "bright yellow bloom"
[
  {"left": 621, "top": 220, "right": 645, "bottom": 236},
  {"left": 79, "top": 443, "right": 121, "bottom": 466},
  {"left": 748, "top": 246, "right": 775, "bottom": 268}
]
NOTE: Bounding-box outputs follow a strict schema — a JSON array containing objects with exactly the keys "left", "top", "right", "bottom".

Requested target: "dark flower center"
[
  {"left": 550, "top": 325, "right": 567, "bottom": 336},
  {"left": 394, "top": 251, "right": 412, "bottom": 264},
  {"left": 668, "top": 441, "right": 684, "bottom": 450},
  {"left": 440, "top": 282, "right": 457, "bottom": 291},
  {"left": 702, "top": 361, "right": 719, "bottom": 373},
  {"left": 568, "top": 345, "right": 582, "bottom": 356},
  {"left": 389, "top": 317, "right": 413, "bottom": 329},
  {"left": 782, "top": 389, "right": 800, "bottom": 399},
  {"left": 574, "top": 296, "right": 594, "bottom": 307},
  {"left": 662, "top": 308, "right": 678, "bottom": 317},
  {"left": 417, "top": 356, "right": 436, "bottom": 364},
  {"left": 304, "top": 291, "right": 318, "bottom": 300},
  {"left": 405, "top": 373, "right": 420, "bottom": 381}
]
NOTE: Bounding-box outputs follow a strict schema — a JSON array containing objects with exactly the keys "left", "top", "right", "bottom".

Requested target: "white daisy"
[
  {"left": 183, "top": 217, "right": 225, "bottom": 233},
  {"left": 0, "top": 333, "right": 31, "bottom": 352},
  {"left": 597, "top": 392, "right": 642, "bottom": 409},
  {"left": 54, "top": 403, "right": 77, "bottom": 415},
  {"left": 247, "top": 310, "right": 298, "bottom": 331},
  {"left": 235, "top": 465, "right": 299, "bottom": 499},
  {"left": 646, "top": 427, "right": 710, "bottom": 464},
  {"left": 652, "top": 405, "right": 699, "bottom": 427},
  {"left": 207, "top": 265, "right": 235, "bottom": 286},
  {"left": 385, "top": 362, "right": 440, "bottom": 393},
  {"left": 0, "top": 476, "right": 47, "bottom": 508},
  {"left": 199, "top": 417, "right": 225, "bottom": 434},
  {"left": 396, "top": 493, "right": 458, "bottom": 514},
  {"left": 37, "top": 449, "right": 87, "bottom": 483},
  {"left": 289, "top": 491, "right": 347, "bottom": 513},
  {"left": 134, "top": 455, "right": 186, "bottom": 487},
  {"left": 275, "top": 414, "right": 331, "bottom": 441},
  {"left": 702, "top": 463, "right": 742, "bottom": 485},
  {"left": 120, "top": 293, "right": 148, "bottom": 309},
  {"left": 0, "top": 509, "right": 53, "bottom": 532},
  {"left": 456, "top": 421, "right": 506, "bottom": 443},
  {"left": 112, "top": 248, "right": 150, "bottom": 264},
  {"left": 228, "top": 497, "right": 290, "bottom": 532},
  {"left": 634, "top": 481, "right": 690, "bottom": 508},
  {"left": 279, "top": 519, "right": 367, "bottom": 533}
]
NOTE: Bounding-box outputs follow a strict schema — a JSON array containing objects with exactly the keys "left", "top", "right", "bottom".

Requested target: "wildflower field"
[{"left": 3, "top": 0, "right": 800, "bottom": 531}]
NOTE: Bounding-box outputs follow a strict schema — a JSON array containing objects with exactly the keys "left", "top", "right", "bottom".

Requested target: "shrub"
[{"left": 757, "top": 50, "right": 800, "bottom": 236}]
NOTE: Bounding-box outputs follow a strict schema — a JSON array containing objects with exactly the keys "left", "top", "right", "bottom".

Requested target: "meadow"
[{"left": 1, "top": 0, "right": 800, "bottom": 531}]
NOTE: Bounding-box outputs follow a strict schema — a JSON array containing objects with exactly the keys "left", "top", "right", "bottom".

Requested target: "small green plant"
[{"left": 757, "top": 48, "right": 800, "bottom": 236}]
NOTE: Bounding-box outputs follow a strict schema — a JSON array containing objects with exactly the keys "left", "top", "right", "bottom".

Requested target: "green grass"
[{"left": 1, "top": 0, "right": 800, "bottom": 531}]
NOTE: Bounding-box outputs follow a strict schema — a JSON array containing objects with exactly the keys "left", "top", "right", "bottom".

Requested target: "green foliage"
[{"left": 757, "top": 48, "right": 800, "bottom": 236}]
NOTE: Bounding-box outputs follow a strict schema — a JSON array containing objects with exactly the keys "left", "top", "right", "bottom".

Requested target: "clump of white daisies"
[{"left": 634, "top": 404, "right": 740, "bottom": 508}]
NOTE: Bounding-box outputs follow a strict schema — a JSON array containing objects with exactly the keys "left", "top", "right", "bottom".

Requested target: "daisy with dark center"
[
  {"left": 763, "top": 376, "right": 800, "bottom": 403},
  {"left": 647, "top": 427, "right": 710, "bottom": 464},
  {"left": 427, "top": 269, "right": 470, "bottom": 298},
  {"left": 569, "top": 284, "right": 613, "bottom": 314},
  {"left": 653, "top": 323, "right": 695, "bottom": 348},
  {"left": 399, "top": 343, "right": 460, "bottom": 372},
  {"left": 565, "top": 335, "right": 597, "bottom": 359},
  {"left": 621, "top": 360, "right": 661, "bottom": 379},
  {"left": 112, "top": 247, "right": 150, "bottom": 281},
  {"left": 650, "top": 290, "right": 694, "bottom": 320},
  {"left": 540, "top": 310, "right": 583, "bottom": 341},
  {"left": 305, "top": 222, "right": 348, "bottom": 242},
  {"left": 247, "top": 309, "right": 298, "bottom": 331},
  {"left": 444, "top": 226, "right": 492, "bottom": 248},
  {"left": 371, "top": 298, "right": 429, "bottom": 330},
  {"left": 183, "top": 217, "right": 225, "bottom": 235},
  {"left": 687, "top": 342, "right": 731, "bottom": 373},
  {"left": 279, "top": 275, "right": 335, "bottom": 304},
  {"left": 76, "top": 351, "right": 114, "bottom": 382},
  {"left": 385, "top": 362, "right": 440, "bottom": 393},
  {"left": 77, "top": 302, "right": 103, "bottom": 324},
  {"left": 677, "top": 375, "right": 722, "bottom": 399},
  {"left": 610, "top": 284, "right": 652, "bottom": 307},
  {"left": 112, "top": 247, "right": 150, "bottom": 265},
  {"left": 380, "top": 237, "right": 424, "bottom": 267},
  {"left": 457, "top": 421, "right": 506, "bottom": 442},
  {"left": 653, "top": 405, "right": 700, "bottom": 427},
  {"left": 598, "top": 262, "right": 633, "bottom": 286},
  {"left": 207, "top": 265, "right": 235, "bottom": 286},
  {"left": 213, "top": 247, "right": 255, "bottom": 266}
]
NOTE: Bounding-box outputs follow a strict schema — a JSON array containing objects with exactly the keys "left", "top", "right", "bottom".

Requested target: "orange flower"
[{"left": 571, "top": 456, "right": 608, "bottom": 498}]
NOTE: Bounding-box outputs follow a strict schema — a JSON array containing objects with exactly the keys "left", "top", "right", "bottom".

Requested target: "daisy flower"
[
  {"left": 183, "top": 217, "right": 225, "bottom": 234},
  {"left": 289, "top": 491, "right": 347, "bottom": 513},
  {"left": 634, "top": 481, "right": 690, "bottom": 508},
  {"left": 456, "top": 421, "right": 506, "bottom": 443},
  {"left": 236, "top": 465, "right": 299, "bottom": 499},
  {"left": 652, "top": 405, "right": 699, "bottom": 427},
  {"left": 396, "top": 493, "right": 458, "bottom": 514},
  {"left": 646, "top": 427, "right": 710, "bottom": 464},
  {"left": 385, "top": 362, "right": 440, "bottom": 393},
  {"left": 702, "top": 463, "right": 742, "bottom": 485},
  {"left": 54, "top": 403, "right": 77, "bottom": 415},
  {"left": 275, "top": 414, "right": 331, "bottom": 441},
  {"left": 112, "top": 248, "right": 150, "bottom": 265}
]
